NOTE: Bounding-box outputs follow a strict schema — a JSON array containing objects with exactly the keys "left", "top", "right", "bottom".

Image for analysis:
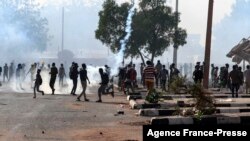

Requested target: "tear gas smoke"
[{"left": 111, "top": 0, "right": 136, "bottom": 75}]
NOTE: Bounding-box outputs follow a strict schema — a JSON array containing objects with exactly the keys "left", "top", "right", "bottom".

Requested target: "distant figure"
[
  {"left": 229, "top": 65, "right": 240, "bottom": 98},
  {"left": 3, "top": 64, "right": 8, "bottom": 82},
  {"left": 26, "top": 64, "right": 36, "bottom": 88},
  {"left": 21, "top": 64, "right": 26, "bottom": 81},
  {"left": 225, "top": 63, "right": 230, "bottom": 90},
  {"left": 117, "top": 67, "right": 126, "bottom": 92},
  {"left": 0, "top": 66, "right": 1, "bottom": 86},
  {"left": 244, "top": 65, "right": 250, "bottom": 94},
  {"left": 33, "top": 69, "right": 44, "bottom": 99},
  {"left": 159, "top": 65, "right": 169, "bottom": 92},
  {"left": 220, "top": 67, "right": 226, "bottom": 88},
  {"left": 238, "top": 67, "right": 244, "bottom": 93},
  {"left": 0, "top": 66, "right": 2, "bottom": 77},
  {"left": 70, "top": 63, "right": 79, "bottom": 96},
  {"left": 140, "top": 63, "right": 145, "bottom": 86},
  {"left": 9, "top": 62, "right": 14, "bottom": 81},
  {"left": 47, "top": 64, "right": 51, "bottom": 71},
  {"left": 105, "top": 65, "right": 111, "bottom": 77},
  {"left": 69, "top": 62, "right": 75, "bottom": 79},
  {"left": 40, "top": 62, "right": 45, "bottom": 70},
  {"left": 49, "top": 63, "right": 58, "bottom": 95},
  {"left": 192, "top": 65, "right": 203, "bottom": 84},
  {"left": 170, "top": 63, "right": 180, "bottom": 84},
  {"left": 16, "top": 64, "right": 24, "bottom": 90},
  {"left": 96, "top": 68, "right": 110, "bottom": 102},
  {"left": 213, "top": 67, "right": 219, "bottom": 87},
  {"left": 77, "top": 64, "right": 90, "bottom": 101},
  {"left": 143, "top": 61, "right": 156, "bottom": 91},
  {"left": 58, "top": 64, "right": 66, "bottom": 87},
  {"left": 124, "top": 64, "right": 136, "bottom": 94},
  {"left": 211, "top": 64, "right": 215, "bottom": 87},
  {"left": 155, "top": 60, "right": 162, "bottom": 88},
  {"left": 132, "top": 64, "right": 137, "bottom": 87}
]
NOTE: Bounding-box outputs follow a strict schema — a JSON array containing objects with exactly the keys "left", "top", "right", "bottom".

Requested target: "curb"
[
  {"left": 129, "top": 100, "right": 141, "bottom": 109},
  {"left": 129, "top": 100, "right": 250, "bottom": 109},
  {"left": 127, "top": 95, "right": 250, "bottom": 101},
  {"left": 160, "top": 95, "right": 250, "bottom": 99},
  {"left": 139, "top": 108, "right": 250, "bottom": 116},
  {"left": 129, "top": 100, "right": 177, "bottom": 109},
  {"left": 127, "top": 92, "right": 141, "bottom": 96},
  {"left": 127, "top": 95, "right": 143, "bottom": 100},
  {"left": 151, "top": 116, "right": 250, "bottom": 125}
]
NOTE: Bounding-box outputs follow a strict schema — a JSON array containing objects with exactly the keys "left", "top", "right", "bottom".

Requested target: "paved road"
[{"left": 0, "top": 92, "right": 149, "bottom": 141}]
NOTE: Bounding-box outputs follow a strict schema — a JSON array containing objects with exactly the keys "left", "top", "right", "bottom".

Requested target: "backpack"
[
  {"left": 69, "top": 72, "right": 73, "bottom": 79},
  {"left": 69, "top": 68, "right": 73, "bottom": 79},
  {"left": 102, "top": 73, "right": 109, "bottom": 84}
]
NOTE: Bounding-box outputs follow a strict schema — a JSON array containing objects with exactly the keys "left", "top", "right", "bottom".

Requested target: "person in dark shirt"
[
  {"left": 159, "top": 65, "right": 169, "bottom": 92},
  {"left": 155, "top": 60, "right": 162, "bottom": 88},
  {"left": 0, "top": 66, "right": 2, "bottom": 77},
  {"left": 49, "top": 63, "right": 58, "bottom": 95},
  {"left": 0, "top": 66, "right": 2, "bottom": 85},
  {"left": 238, "top": 67, "right": 244, "bottom": 93},
  {"left": 229, "top": 65, "right": 240, "bottom": 98},
  {"left": 70, "top": 63, "right": 79, "bottom": 96},
  {"left": 96, "top": 68, "right": 110, "bottom": 102},
  {"left": 33, "top": 69, "right": 44, "bottom": 98},
  {"left": 77, "top": 64, "right": 90, "bottom": 101},
  {"left": 117, "top": 67, "right": 126, "bottom": 92},
  {"left": 9, "top": 62, "right": 15, "bottom": 81},
  {"left": 193, "top": 65, "right": 203, "bottom": 84},
  {"left": 124, "top": 64, "right": 135, "bottom": 94}
]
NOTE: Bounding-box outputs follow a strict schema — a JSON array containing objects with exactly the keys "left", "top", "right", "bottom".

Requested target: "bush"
[
  {"left": 169, "top": 76, "right": 188, "bottom": 94},
  {"left": 145, "top": 89, "right": 161, "bottom": 104},
  {"left": 173, "top": 84, "right": 216, "bottom": 117},
  {"left": 188, "top": 83, "right": 216, "bottom": 115}
]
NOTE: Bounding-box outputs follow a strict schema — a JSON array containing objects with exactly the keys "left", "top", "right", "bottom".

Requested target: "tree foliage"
[{"left": 96, "top": 0, "right": 187, "bottom": 63}]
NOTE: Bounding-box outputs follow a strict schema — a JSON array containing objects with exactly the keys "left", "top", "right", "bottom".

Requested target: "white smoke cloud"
[
  {"left": 111, "top": 0, "right": 136, "bottom": 75},
  {"left": 166, "top": 0, "right": 236, "bottom": 47}
]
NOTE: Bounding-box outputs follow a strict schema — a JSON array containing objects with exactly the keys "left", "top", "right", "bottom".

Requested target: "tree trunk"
[
  {"left": 151, "top": 52, "right": 155, "bottom": 64},
  {"left": 138, "top": 51, "right": 146, "bottom": 65}
]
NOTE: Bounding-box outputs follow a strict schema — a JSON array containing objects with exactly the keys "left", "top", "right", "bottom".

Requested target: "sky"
[{"left": 28, "top": 0, "right": 250, "bottom": 66}]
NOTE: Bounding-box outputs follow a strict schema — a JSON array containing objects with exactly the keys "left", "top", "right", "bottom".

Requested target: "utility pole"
[
  {"left": 203, "top": 0, "right": 214, "bottom": 89},
  {"left": 61, "top": 7, "right": 65, "bottom": 51},
  {"left": 173, "top": 0, "right": 179, "bottom": 65}
]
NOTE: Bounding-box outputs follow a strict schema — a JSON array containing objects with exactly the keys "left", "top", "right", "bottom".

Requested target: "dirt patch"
[
  {"left": 44, "top": 125, "right": 142, "bottom": 141},
  {"left": 70, "top": 127, "right": 142, "bottom": 141},
  {"left": 66, "top": 103, "right": 85, "bottom": 110}
]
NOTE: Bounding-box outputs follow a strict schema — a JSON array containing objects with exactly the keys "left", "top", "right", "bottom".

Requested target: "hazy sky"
[{"left": 36, "top": 0, "right": 250, "bottom": 65}]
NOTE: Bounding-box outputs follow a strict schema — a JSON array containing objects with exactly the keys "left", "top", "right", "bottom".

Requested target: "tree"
[
  {"left": 95, "top": 0, "right": 187, "bottom": 63},
  {"left": 0, "top": 0, "right": 49, "bottom": 52},
  {"left": 95, "top": 0, "right": 129, "bottom": 53}
]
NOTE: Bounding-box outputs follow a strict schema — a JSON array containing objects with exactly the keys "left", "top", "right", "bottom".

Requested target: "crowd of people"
[
  {"left": 0, "top": 60, "right": 250, "bottom": 100},
  {"left": 0, "top": 62, "right": 114, "bottom": 102}
]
